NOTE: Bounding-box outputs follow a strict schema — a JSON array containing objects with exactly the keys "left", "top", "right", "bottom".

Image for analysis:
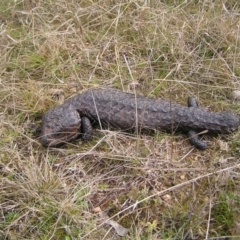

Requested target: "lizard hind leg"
[{"left": 187, "top": 97, "right": 207, "bottom": 150}]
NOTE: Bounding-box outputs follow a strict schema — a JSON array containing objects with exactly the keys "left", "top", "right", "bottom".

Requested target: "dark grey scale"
[
  {"left": 158, "top": 104, "right": 168, "bottom": 113},
  {"left": 124, "top": 104, "right": 133, "bottom": 113},
  {"left": 102, "top": 103, "right": 111, "bottom": 113},
  {"left": 117, "top": 101, "right": 127, "bottom": 111}
]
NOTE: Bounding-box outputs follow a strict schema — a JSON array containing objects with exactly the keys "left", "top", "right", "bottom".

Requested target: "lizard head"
[{"left": 41, "top": 103, "right": 81, "bottom": 147}]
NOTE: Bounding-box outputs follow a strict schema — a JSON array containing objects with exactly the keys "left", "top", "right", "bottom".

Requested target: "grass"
[{"left": 1, "top": 0, "right": 240, "bottom": 239}]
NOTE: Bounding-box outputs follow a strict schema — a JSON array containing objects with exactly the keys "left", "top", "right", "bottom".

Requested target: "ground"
[{"left": 1, "top": 0, "right": 240, "bottom": 239}]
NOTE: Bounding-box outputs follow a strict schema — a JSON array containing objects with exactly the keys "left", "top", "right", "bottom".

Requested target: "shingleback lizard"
[{"left": 41, "top": 88, "right": 239, "bottom": 149}]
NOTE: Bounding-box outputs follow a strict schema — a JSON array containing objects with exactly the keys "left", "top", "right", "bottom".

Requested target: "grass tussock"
[{"left": 1, "top": 0, "right": 240, "bottom": 239}]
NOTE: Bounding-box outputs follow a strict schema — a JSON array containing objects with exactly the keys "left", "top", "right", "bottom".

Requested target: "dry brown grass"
[{"left": 1, "top": 0, "right": 240, "bottom": 239}]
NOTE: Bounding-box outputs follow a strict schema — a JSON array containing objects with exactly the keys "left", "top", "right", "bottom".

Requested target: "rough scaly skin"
[{"left": 41, "top": 88, "right": 239, "bottom": 148}]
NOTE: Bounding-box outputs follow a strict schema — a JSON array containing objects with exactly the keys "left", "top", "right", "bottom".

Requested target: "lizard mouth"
[{"left": 41, "top": 125, "right": 80, "bottom": 147}]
